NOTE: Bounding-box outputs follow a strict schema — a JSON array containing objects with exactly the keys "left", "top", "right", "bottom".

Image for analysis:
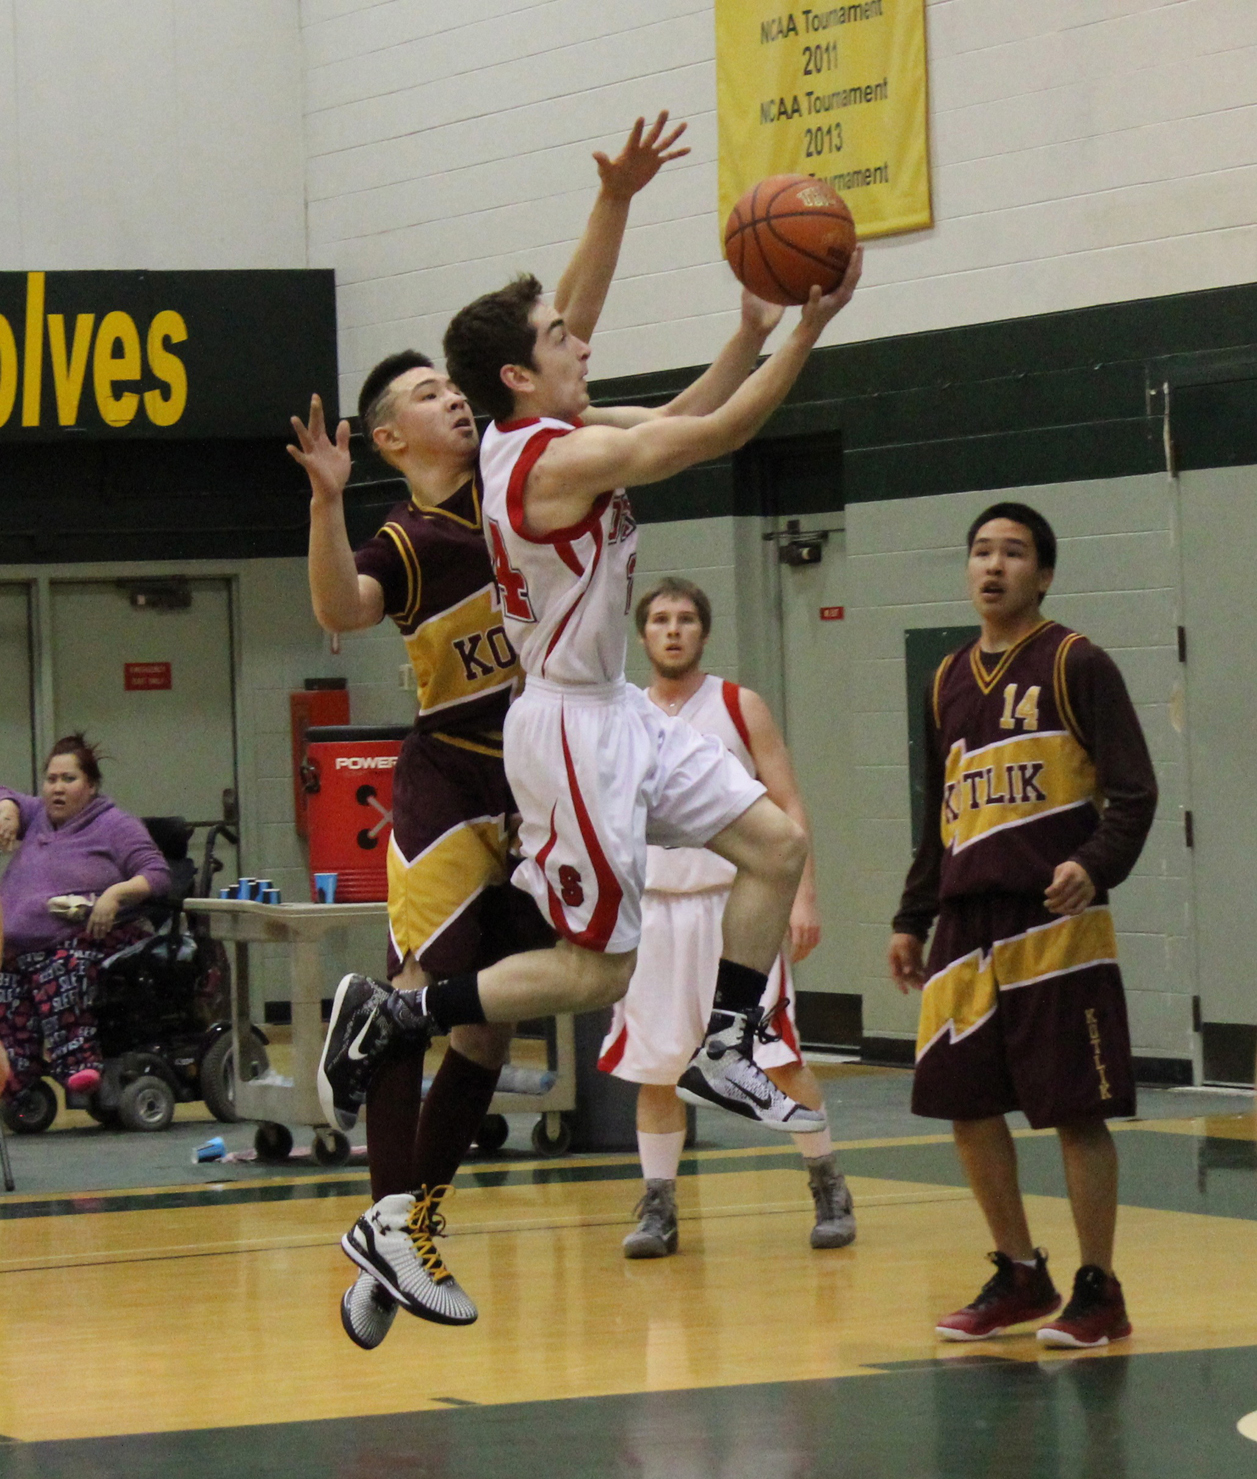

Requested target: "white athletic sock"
[
  {"left": 792, "top": 1120, "right": 833, "bottom": 1161},
  {"left": 637, "top": 1129, "right": 686, "bottom": 1184}
]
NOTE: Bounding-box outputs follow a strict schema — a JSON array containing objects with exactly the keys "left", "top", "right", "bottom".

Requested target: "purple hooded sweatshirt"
[{"left": 0, "top": 788, "right": 171, "bottom": 954}]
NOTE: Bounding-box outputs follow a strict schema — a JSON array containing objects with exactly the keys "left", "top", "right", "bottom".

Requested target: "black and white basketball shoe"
[
  {"left": 676, "top": 1008, "right": 827, "bottom": 1132},
  {"left": 340, "top": 1270, "right": 399, "bottom": 1350},
  {"left": 342, "top": 1189, "right": 478, "bottom": 1326},
  {"left": 317, "top": 973, "right": 428, "bottom": 1132}
]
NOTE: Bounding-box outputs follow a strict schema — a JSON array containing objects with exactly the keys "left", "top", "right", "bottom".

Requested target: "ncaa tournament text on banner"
[{"left": 716, "top": 0, "right": 932, "bottom": 240}]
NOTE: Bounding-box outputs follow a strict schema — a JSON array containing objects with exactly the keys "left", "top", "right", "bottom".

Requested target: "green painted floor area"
[
  {"left": 843, "top": 1127, "right": 1257, "bottom": 1221},
  {"left": 5, "top": 1345, "right": 1257, "bottom": 1479},
  {"left": 5, "top": 1126, "right": 1253, "bottom": 1223}
]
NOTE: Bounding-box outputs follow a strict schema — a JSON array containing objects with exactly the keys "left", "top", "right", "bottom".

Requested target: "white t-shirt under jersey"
[
  {"left": 479, "top": 416, "right": 638, "bottom": 687},
  {"left": 644, "top": 673, "right": 758, "bottom": 894}
]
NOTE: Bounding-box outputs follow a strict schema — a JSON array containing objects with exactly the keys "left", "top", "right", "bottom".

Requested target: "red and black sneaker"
[
  {"left": 936, "top": 1250, "right": 1061, "bottom": 1341},
  {"left": 1036, "top": 1265, "right": 1132, "bottom": 1348}
]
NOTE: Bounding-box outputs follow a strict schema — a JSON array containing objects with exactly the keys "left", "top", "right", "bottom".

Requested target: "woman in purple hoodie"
[{"left": 0, "top": 735, "right": 170, "bottom": 1101}]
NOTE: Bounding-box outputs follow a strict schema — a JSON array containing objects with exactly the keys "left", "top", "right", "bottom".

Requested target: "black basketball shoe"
[{"left": 317, "top": 973, "right": 428, "bottom": 1131}]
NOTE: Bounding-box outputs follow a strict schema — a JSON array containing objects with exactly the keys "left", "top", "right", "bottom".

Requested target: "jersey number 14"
[{"left": 487, "top": 518, "right": 535, "bottom": 622}]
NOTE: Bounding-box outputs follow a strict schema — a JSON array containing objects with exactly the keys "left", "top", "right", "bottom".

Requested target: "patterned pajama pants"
[{"left": 0, "top": 931, "right": 134, "bottom": 1096}]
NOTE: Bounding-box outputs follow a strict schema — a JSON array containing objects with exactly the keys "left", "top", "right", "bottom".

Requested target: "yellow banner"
[{"left": 715, "top": 0, "right": 932, "bottom": 242}]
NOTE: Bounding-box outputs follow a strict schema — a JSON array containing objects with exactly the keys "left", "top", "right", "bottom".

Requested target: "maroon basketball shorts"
[
  {"left": 912, "top": 894, "right": 1135, "bottom": 1128},
  {"left": 386, "top": 729, "right": 552, "bottom": 979}
]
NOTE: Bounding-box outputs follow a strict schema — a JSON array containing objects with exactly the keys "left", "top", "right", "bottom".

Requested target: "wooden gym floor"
[{"left": 2, "top": 1064, "right": 1257, "bottom": 1478}]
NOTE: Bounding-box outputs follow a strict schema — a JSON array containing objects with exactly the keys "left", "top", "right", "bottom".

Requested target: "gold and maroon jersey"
[
  {"left": 354, "top": 477, "right": 519, "bottom": 749},
  {"left": 894, "top": 621, "right": 1157, "bottom": 937}
]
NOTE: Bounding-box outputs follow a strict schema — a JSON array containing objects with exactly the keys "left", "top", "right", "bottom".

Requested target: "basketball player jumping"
[
  {"left": 292, "top": 113, "right": 692, "bottom": 1346},
  {"left": 317, "top": 236, "right": 863, "bottom": 1321},
  {"left": 600, "top": 577, "right": 855, "bottom": 1257}
]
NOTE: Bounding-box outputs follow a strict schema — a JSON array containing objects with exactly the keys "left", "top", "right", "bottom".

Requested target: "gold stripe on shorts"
[
  {"left": 915, "top": 907, "right": 1118, "bottom": 1062},
  {"left": 991, "top": 907, "right": 1118, "bottom": 992},
  {"left": 916, "top": 949, "right": 996, "bottom": 1061},
  {"left": 432, "top": 731, "right": 505, "bottom": 759},
  {"left": 387, "top": 817, "right": 509, "bottom": 960}
]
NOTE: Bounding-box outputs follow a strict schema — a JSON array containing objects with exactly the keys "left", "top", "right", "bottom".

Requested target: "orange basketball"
[{"left": 724, "top": 175, "right": 856, "bottom": 306}]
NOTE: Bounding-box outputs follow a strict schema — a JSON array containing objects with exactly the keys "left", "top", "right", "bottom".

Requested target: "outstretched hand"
[
  {"left": 798, "top": 244, "right": 864, "bottom": 336},
  {"left": 288, "top": 393, "right": 352, "bottom": 503},
  {"left": 740, "top": 289, "right": 785, "bottom": 339},
  {"left": 594, "top": 111, "right": 690, "bottom": 200}
]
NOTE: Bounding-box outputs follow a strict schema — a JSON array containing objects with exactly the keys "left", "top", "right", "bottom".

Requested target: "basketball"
[{"left": 724, "top": 175, "right": 857, "bottom": 306}]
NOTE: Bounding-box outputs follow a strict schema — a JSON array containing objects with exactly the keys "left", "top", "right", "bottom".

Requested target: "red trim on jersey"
[
  {"left": 504, "top": 425, "right": 614, "bottom": 546},
  {"left": 554, "top": 540, "right": 584, "bottom": 578},
  {"left": 597, "top": 1023, "right": 629, "bottom": 1073},
  {"left": 541, "top": 518, "right": 603, "bottom": 678},
  {"left": 535, "top": 713, "right": 624, "bottom": 952},
  {"left": 721, "top": 680, "right": 752, "bottom": 752},
  {"left": 495, "top": 417, "right": 540, "bottom": 433},
  {"left": 505, "top": 428, "right": 571, "bottom": 542}
]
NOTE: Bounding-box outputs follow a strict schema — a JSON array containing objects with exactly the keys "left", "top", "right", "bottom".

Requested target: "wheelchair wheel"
[
  {"left": 2, "top": 1081, "right": 57, "bottom": 1134},
  {"left": 476, "top": 1113, "right": 510, "bottom": 1153},
  {"left": 118, "top": 1075, "right": 175, "bottom": 1132},
  {"left": 200, "top": 1030, "right": 269, "bottom": 1124},
  {"left": 85, "top": 1098, "right": 120, "bottom": 1127}
]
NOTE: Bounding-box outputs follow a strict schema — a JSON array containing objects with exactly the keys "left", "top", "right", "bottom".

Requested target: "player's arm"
[
  {"left": 740, "top": 687, "right": 821, "bottom": 964},
  {"left": 552, "top": 112, "right": 689, "bottom": 344},
  {"left": 1046, "top": 641, "right": 1158, "bottom": 916},
  {"left": 583, "top": 292, "right": 784, "bottom": 430},
  {"left": 524, "top": 254, "right": 862, "bottom": 535},
  {"left": 289, "top": 394, "right": 386, "bottom": 633}
]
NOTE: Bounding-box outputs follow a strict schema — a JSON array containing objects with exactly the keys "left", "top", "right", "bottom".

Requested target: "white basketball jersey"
[
  {"left": 479, "top": 416, "right": 638, "bottom": 686},
  {"left": 644, "top": 674, "right": 757, "bottom": 894}
]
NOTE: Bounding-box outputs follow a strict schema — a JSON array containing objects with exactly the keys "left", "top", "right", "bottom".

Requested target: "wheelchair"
[{"left": 1, "top": 816, "right": 269, "bottom": 1136}]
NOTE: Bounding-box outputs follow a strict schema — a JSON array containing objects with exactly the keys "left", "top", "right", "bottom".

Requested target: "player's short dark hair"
[
  {"left": 357, "top": 350, "right": 434, "bottom": 439},
  {"left": 443, "top": 274, "right": 544, "bottom": 423},
  {"left": 634, "top": 577, "right": 713, "bottom": 639},
  {"left": 44, "top": 732, "right": 103, "bottom": 787},
  {"left": 967, "top": 501, "right": 1057, "bottom": 571}
]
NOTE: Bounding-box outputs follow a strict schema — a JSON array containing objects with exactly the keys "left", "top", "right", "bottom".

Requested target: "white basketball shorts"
[
  {"left": 504, "top": 677, "right": 765, "bottom": 954},
  {"left": 597, "top": 887, "right": 802, "bottom": 1083}
]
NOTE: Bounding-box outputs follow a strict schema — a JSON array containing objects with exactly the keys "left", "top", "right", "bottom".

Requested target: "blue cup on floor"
[
  {"left": 194, "top": 1136, "right": 226, "bottom": 1163},
  {"left": 314, "top": 872, "right": 337, "bottom": 904}
]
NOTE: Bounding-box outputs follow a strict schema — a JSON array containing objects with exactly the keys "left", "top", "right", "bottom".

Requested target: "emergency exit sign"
[{"left": 125, "top": 661, "right": 171, "bottom": 690}]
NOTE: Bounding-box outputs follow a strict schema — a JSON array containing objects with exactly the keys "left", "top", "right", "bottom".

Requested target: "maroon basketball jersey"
[{"left": 931, "top": 620, "right": 1102, "bottom": 901}]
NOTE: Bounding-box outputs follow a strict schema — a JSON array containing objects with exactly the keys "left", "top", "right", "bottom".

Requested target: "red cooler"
[{"left": 303, "top": 725, "right": 410, "bottom": 901}]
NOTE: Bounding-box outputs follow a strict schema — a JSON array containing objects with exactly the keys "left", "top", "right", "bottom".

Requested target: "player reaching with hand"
[
  {"left": 291, "top": 113, "right": 690, "bottom": 1347},
  {"left": 317, "top": 215, "right": 863, "bottom": 1322}
]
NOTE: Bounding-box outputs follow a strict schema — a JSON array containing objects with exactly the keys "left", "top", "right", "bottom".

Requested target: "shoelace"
[
  {"left": 631, "top": 1187, "right": 673, "bottom": 1233},
  {"left": 404, "top": 1185, "right": 455, "bottom": 1284}
]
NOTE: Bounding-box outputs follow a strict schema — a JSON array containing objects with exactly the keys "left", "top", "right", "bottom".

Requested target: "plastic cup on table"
[
  {"left": 314, "top": 872, "right": 337, "bottom": 904},
  {"left": 236, "top": 877, "right": 258, "bottom": 900},
  {"left": 262, "top": 888, "right": 281, "bottom": 905}
]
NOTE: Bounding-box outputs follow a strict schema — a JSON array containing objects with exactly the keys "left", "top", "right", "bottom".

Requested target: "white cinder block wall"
[
  {"left": 0, "top": 0, "right": 307, "bottom": 269},
  {"left": 298, "top": 0, "right": 1257, "bottom": 404},
  {"left": 848, "top": 478, "right": 1193, "bottom": 1062}
]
